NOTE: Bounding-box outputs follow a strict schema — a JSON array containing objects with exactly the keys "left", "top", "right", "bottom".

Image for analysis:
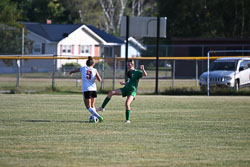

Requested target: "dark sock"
[
  {"left": 101, "top": 97, "right": 110, "bottom": 109},
  {"left": 126, "top": 110, "right": 131, "bottom": 120}
]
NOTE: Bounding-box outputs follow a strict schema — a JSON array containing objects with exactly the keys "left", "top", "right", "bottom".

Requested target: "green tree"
[
  {"left": 52, "top": 0, "right": 80, "bottom": 24},
  {"left": 0, "top": 0, "right": 21, "bottom": 26},
  {"left": 14, "top": 0, "right": 64, "bottom": 23},
  {"left": 14, "top": 0, "right": 103, "bottom": 25},
  {"left": 0, "top": 1, "right": 22, "bottom": 52},
  {"left": 127, "top": 0, "right": 158, "bottom": 17},
  {"left": 0, "top": 0, "right": 23, "bottom": 66},
  {"left": 157, "top": 0, "right": 250, "bottom": 38},
  {"left": 12, "top": 0, "right": 158, "bottom": 34}
]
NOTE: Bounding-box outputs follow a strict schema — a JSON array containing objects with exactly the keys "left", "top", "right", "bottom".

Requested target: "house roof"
[
  {"left": 24, "top": 22, "right": 81, "bottom": 42},
  {"left": 127, "top": 37, "right": 146, "bottom": 50},
  {"left": 86, "top": 25, "right": 123, "bottom": 44},
  {"left": 24, "top": 22, "right": 124, "bottom": 44}
]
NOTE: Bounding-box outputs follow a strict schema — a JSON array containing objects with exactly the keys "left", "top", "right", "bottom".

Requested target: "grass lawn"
[{"left": 0, "top": 94, "right": 250, "bottom": 167}]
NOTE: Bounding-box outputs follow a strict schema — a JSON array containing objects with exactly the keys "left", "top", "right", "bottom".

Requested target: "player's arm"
[
  {"left": 140, "top": 65, "right": 147, "bottom": 77},
  {"left": 120, "top": 81, "right": 125, "bottom": 85},
  {"left": 69, "top": 68, "right": 80, "bottom": 75},
  {"left": 96, "top": 71, "right": 102, "bottom": 82}
]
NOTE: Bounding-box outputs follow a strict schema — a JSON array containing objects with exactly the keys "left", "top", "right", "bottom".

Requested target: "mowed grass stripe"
[{"left": 0, "top": 94, "right": 250, "bottom": 167}]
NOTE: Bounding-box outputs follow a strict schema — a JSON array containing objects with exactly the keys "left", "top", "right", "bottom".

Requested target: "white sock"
[{"left": 88, "top": 107, "right": 101, "bottom": 118}]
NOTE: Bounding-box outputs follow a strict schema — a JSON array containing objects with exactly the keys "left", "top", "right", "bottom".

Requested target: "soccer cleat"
[
  {"left": 125, "top": 120, "right": 131, "bottom": 124},
  {"left": 93, "top": 117, "right": 98, "bottom": 123},
  {"left": 98, "top": 116, "right": 103, "bottom": 122},
  {"left": 96, "top": 107, "right": 105, "bottom": 112}
]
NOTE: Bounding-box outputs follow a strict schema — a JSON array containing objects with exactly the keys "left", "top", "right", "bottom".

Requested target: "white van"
[{"left": 199, "top": 57, "right": 250, "bottom": 90}]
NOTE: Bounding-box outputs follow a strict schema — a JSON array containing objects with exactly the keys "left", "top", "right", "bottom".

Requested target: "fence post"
[
  {"left": 196, "top": 60, "right": 199, "bottom": 87},
  {"left": 21, "top": 28, "right": 24, "bottom": 77},
  {"left": 207, "top": 51, "right": 210, "bottom": 96},
  {"left": 125, "top": 16, "right": 129, "bottom": 82},
  {"left": 52, "top": 54, "right": 56, "bottom": 91},
  {"left": 172, "top": 59, "right": 175, "bottom": 88},
  {"left": 76, "top": 59, "right": 78, "bottom": 88},
  {"left": 16, "top": 56, "right": 20, "bottom": 88},
  {"left": 136, "top": 59, "right": 139, "bottom": 68},
  {"left": 113, "top": 55, "right": 117, "bottom": 90},
  {"left": 155, "top": 16, "right": 160, "bottom": 94},
  {"left": 101, "top": 55, "right": 105, "bottom": 91}
]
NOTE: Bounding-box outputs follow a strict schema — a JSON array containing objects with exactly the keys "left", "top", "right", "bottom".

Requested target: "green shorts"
[{"left": 120, "top": 87, "right": 137, "bottom": 97}]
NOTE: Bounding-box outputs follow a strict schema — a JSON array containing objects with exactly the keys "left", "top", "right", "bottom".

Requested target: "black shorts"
[{"left": 83, "top": 91, "right": 97, "bottom": 99}]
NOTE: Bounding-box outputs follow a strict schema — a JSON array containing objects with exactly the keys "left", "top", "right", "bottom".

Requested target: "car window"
[
  {"left": 210, "top": 61, "right": 236, "bottom": 71},
  {"left": 239, "top": 60, "right": 249, "bottom": 71},
  {"left": 247, "top": 60, "right": 250, "bottom": 68},
  {"left": 239, "top": 61, "right": 245, "bottom": 69},
  {"left": 243, "top": 61, "right": 249, "bottom": 69}
]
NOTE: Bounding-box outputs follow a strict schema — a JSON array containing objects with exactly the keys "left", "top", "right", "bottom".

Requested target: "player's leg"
[
  {"left": 90, "top": 97, "right": 95, "bottom": 108},
  {"left": 83, "top": 92, "right": 102, "bottom": 121},
  {"left": 96, "top": 88, "right": 122, "bottom": 111},
  {"left": 90, "top": 97, "right": 103, "bottom": 122},
  {"left": 83, "top": 97, "right": 91, "bottom": 109},
  {"left": 85, "top": 98, "right": 102, "bottom": 120},
  {"left": 125, "top": 95, "right": 134, "bottom": 123},
  {"left": 107, "top": 88, "right": 122, "bottom": 98}
]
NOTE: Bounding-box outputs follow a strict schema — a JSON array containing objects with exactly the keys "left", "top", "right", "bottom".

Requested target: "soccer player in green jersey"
[{"left": 96, "top": 59, "right": 147, "bottom": 123}]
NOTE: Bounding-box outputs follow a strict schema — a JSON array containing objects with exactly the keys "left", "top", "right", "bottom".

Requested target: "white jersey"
[{"left": 80, "top": 66, "right": 97, "bottom": 92}]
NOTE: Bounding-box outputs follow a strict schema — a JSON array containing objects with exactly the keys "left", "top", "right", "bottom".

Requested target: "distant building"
[
  {"left": 18, "top": 22, "right": 144, "bottom": 72},
  {"left": 23, "top": 22, "right": 83, "bottom": 72},
  {"left": 120, "top": 37, "right": 146, "bottom": 58},
  {"left": 56, "top": 24, "right": 124, "bottom": 68}
]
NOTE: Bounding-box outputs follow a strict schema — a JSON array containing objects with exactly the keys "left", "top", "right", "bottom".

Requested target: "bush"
[
  {"left": 162, "top": 87, "right": 250, "bottom": 96},
  {"left": 62, "top": 62, "right": 81, "bottom": 68},
  {"left": 60, "top": 63, "right": 81, "bottom": 72}
]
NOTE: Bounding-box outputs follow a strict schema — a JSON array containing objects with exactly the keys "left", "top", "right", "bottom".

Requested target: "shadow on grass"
[{"left": 24, "top": 119, "right": 89, "bottom": 123}]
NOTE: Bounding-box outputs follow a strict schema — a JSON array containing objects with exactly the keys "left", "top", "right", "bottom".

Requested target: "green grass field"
[
  {"left": 0, "top": 94, "right": 250, "bottom": 167},
  {"left": 0, "top": 76, "right": 200, "bottom": 94}
]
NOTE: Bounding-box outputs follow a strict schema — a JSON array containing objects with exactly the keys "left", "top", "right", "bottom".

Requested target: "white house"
[
  {"left": 22, "top": 22, "right": 84, "bottom": 72},
  {"left": 19, "top": 22, "right": 145, "bottom": 72},
  {"left": 56, "top": 24, "right": 124, "bottom": 69}
]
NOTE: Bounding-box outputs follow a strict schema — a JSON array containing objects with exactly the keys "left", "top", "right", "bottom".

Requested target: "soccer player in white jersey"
[{"left": 69, "top": 56, "right": 103, "bottom": 122}]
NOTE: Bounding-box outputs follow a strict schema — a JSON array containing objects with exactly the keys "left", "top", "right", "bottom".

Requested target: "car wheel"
[{"left": 234, "top": 80, "right": 239, "bottom": 91}]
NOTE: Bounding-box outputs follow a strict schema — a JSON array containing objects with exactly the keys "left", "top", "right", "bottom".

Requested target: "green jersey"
[{"left": 121, "top": 69, "right": 143, "bottom": 97}]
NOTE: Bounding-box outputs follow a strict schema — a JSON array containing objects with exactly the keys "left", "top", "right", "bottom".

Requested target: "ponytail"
[{"left": 86, "top": 56, "right": 94, "bottom": 66}]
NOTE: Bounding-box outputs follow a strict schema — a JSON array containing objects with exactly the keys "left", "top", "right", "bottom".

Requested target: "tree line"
[
  {"left": 159, "top": 0, "right": 250, "bottom": 38},
  {"left": 1, "top": 0, "right": 250, "bottom": 50}
]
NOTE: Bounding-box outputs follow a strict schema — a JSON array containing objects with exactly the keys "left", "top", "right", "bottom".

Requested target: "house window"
[
  {"left": 33, "top": 44, "right": 41, "bottom": 54},
  {"left": 26, "top": 41, "right": 33, "bottom": 54},
  {"left": 62, "top": 45, "right": 72, "bottom": 54},
  {"left": 104, "top": 47, "right": 113, "bottom": 57},
  {"left": 81, "top": 45, "right": 90, "bottom": 54}
]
